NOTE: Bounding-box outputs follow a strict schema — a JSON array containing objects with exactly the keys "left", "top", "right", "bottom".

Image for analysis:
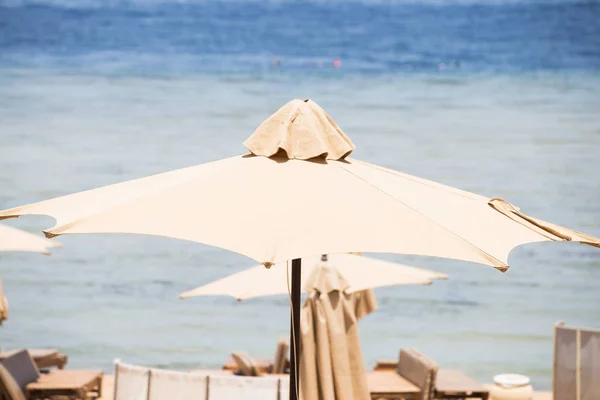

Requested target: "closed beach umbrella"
[
  {"left": 1, "top": 99, "right": 598, "bottom": 400},
  {"left": 179, "top": 253, "right": 446, "bottom": 301},
  {"left": 300, "top": 260, "right": 374, "bottom": 400},
  {"left": 0, "top": 224, "right": 61, "bottom": 324}
]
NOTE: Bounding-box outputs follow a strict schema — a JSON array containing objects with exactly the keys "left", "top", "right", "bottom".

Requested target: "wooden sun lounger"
[
  {"left": 0, "top": 349, "right": 68, "bottom": 371},
  {"left": 435, "top": 369, "right": 489, "bottom": 400},
  {"left": 373, "top": 352, "right": 489, "bottom": 400},
  {"left": 26, "top": 370, "right": 103, "bottom": 400},
  {"left": 222, "top": 337, "right": 289, "bottom": 375},
  {"left": 374, "top": 358, "right": 400, "bottom": 371},
  {"left": 368, "top": 370, "right": 421, "bottom": 400},
  {"left": 222, "top": 356, "right": 272, "bottom": 374}
]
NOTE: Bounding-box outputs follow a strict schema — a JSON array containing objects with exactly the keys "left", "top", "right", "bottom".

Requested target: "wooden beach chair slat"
[
  {"left": 435, "top": 369, "right": 489, "bottom": 400},
  {"left": 397, "top": 349, "right": 438, "bottom": 400},
  {"left": 367, "top": 370, "right": 420, "bottom": 400}
]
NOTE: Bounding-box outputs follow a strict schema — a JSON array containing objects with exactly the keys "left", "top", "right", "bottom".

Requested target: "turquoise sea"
[{"left": 1, "top": 0, "right": 599, "bottom": 389}]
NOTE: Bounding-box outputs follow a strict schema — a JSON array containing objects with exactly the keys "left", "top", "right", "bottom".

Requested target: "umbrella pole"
[{"left": 289, "top": 258, "right": 301, "bottom": 400}]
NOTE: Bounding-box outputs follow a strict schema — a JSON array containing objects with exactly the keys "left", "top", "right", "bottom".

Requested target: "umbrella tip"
[
  {"left": 262, "top": 262, "right": 274, "bottom": 269},
  {"left": 495, "top": 265, "right": 509, "bottom": 273},
  {"left": 43, "top": 230, "right": 59, "bottom": 239},
  {"left": 243, "top": 99, "right": 355, "bottom": 160}
]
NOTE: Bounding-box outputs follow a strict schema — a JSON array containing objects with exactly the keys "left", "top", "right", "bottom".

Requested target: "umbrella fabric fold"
[
  {"left": 243, "top": 99, "right": 355, "bottom": 161},
  {"left": 300, "top": 265, "right": 372, "bottom": 400},
  {"left": 352, "top": 288, "right": 378, "bottom": 321},
  {"left": 488, "top": 198, "right": 600, "bottom": 247}
]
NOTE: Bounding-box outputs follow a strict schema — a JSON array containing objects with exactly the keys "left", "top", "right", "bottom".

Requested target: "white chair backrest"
[
  {"left": 208, "top": 375, "right": 279, "bottom": 400},
  {"left": 114, "top": 362, "right": 150, "bottom": 400},
  {"left": 115, "top": 360, "right": 287, "bottom": 400},
  {"left": 149, "top": 368, "right": 207, "bottom": 400},
  {"left": 279, "top": 376, "right": 290, "bottom": 400}
]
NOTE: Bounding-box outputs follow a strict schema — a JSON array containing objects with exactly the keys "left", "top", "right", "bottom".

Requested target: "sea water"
[{"left": 0, "top": 0, "right": 599, "bottom": 389}]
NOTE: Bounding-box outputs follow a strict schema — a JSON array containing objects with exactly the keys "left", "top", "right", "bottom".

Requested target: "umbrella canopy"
[
  {"left": 179, "top": 253, "right": 447, "bottom": 301},
  {"left": 300, "top": 264, "right": 373, "bottom": 400},
  {"left": 0, "top": 224, "right": 60, "bottom": 255},
  {"left": 1, "top": 99, "right": 598, "bottom": 400},
  {"left": 0, "top": 224, "right": 61, "bottom": 325},
  {"left": 0, "top": 100, "right": 597, "bottom": 271}
]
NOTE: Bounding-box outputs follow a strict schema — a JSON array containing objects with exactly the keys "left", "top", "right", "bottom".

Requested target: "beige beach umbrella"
[
  {"left": 1, "top": 99, "right": 598, "bottom": 400},
  {"left": 0, "top": 224, "right": 60, "bottom": 255},
  {"left": 0, "top": 224, "right": 61, "bottom": 324},
  {"left": 300, "top": 261, "right": 373, "bottom": 400},
  {"left": 1, "top": 100, "right": 598, "bottom": 272},
  {"left": 179, "top": 253, "right": 446, "bottom": 301}
]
